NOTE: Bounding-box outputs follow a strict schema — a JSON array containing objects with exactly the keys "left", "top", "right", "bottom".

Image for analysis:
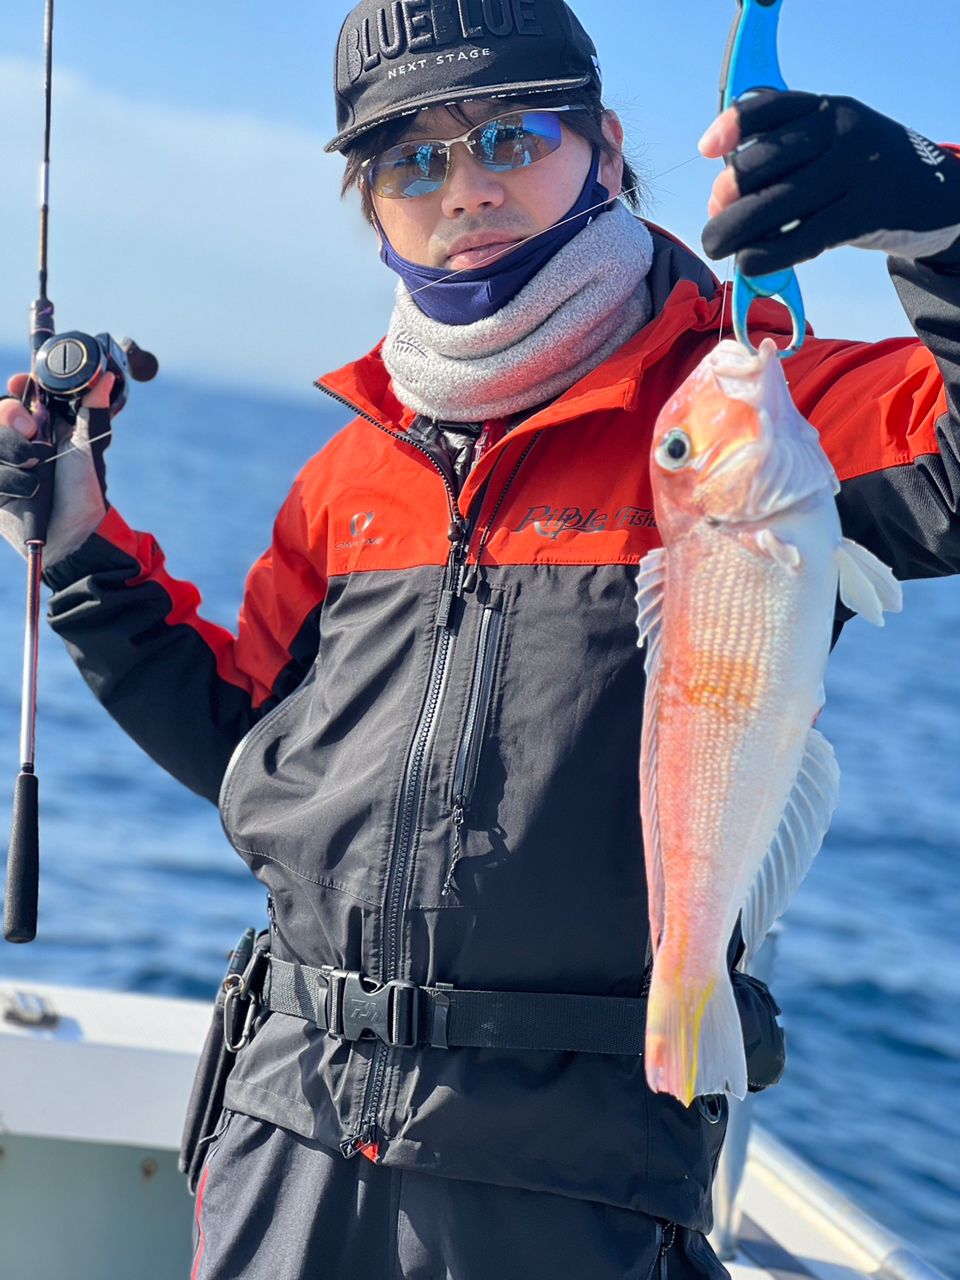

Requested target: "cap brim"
[{"left": 324, "top": 75, "right": 592, "bottom": 154}]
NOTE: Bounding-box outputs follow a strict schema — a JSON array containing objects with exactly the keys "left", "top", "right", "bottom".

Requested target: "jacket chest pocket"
[
  {"left": 444, "top": 583, "right": 508, "bottom": 895},
  {"left": 452, "top": 587, "right": 505, "bottom": 821}
]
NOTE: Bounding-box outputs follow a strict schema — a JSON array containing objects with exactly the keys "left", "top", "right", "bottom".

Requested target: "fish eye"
[{"left": 656, "top": 429, "right": 693, "bottom": 471}]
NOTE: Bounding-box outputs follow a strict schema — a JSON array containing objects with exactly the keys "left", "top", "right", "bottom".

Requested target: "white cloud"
[{"left": 0, "top": 57, "right": 395, "bottom": 401}]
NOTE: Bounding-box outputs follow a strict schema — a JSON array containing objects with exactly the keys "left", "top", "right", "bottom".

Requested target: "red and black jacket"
[{"left": 44, "top": 228, "right": 960, "bottom": 1230}]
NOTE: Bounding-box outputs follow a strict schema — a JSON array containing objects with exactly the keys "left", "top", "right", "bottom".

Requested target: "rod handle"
[
  {"left": 4, "top": 771, "right": 39, "bottom": 943},
  {"left": 19, "top": 387, "right": 55, "bottom": 546},
  {"left": 22, "top": 445, "right": 55, "bottom": 546}
]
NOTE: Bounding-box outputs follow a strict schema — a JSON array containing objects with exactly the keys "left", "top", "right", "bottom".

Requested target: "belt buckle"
[{"left": 324, "top": 969, "right": 419, "bottom": 1049}]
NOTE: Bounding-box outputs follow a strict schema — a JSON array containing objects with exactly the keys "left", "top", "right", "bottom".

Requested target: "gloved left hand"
[
  {"left": 0, "top": 373, "right": 113, "bottom": 568},
  {"left": 700, "top": 90, "right": 960, "bottom": 275}
]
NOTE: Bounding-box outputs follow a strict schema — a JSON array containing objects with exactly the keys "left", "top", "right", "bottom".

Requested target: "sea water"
[{"left": 0, "top": 362, "right": 956, "bottom": 1275}]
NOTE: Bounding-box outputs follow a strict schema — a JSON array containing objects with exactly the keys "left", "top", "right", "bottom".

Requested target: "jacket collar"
[{"left": 315, "top": 225, "right": 795, "bottom": 436}]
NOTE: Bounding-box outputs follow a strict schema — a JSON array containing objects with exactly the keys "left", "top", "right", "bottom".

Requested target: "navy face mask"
[{"left": 376, "top": 149, "right": 611, "bottom": 327}]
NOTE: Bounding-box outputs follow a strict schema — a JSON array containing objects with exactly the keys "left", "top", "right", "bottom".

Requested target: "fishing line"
[
  {"left": 23, "top": 155, "right": 709, "bottom": 465},
  {"left": 407, "top": 155, "right": 703, "bottom": 298},
  {"left": 23, "top": 162, "right": 712, "bottom": 464},
  {"left": 33, "top": 429, "right": 116, "bottom": 467}
]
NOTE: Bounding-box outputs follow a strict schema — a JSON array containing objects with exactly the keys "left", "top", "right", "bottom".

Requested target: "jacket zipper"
[
  {"left": 383, "top": 566, "right": 459, "bottom": 982},
  {"left": 265, "top": 891, "right": 306, "bottom": 966},
  {"left": 446, "top": 587, "right": 504, "bottom": 893},
  {"left": 314, "top": 381, "right": 461, "bottom": 518},
  {"left": 318, "top": 381, "right": 473, "bottom": 1156},
  {"left": 357, "top": 436, "right": 542, "bottom": 1143},
  {"left": 315, "top": 382, "right": 539, "bottom": 1156},
  {"left": 442, "top": 432, "right": 540, "bottom": 896},
  {"left": 348, "top": 546, "right": 461, "bottom": 1151}
]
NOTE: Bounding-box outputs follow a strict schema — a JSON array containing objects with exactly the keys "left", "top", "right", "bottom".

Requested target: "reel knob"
[
  {"left": 34, "top": 330, "right": 106, "bottom": 397},
  {"left": 119, "top": 337, "right": 159, "bottom": 383}
]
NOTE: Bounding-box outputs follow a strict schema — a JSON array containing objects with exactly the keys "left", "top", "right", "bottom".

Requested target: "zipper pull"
[
  {"left": 436, "top": 521, "right": 468, "bottom": 630},
  {"left": 657, "top": 1222, "right": 676, "bottom": 1280},
  {"left": 340, "top": 1126, "right": 378, "bottom": 1161},
  {"left": 443, "top": 803, "right": 466, "bottom": 896},
  {"left": 451, "top": 518, "right": 480, "bottom": 596}
]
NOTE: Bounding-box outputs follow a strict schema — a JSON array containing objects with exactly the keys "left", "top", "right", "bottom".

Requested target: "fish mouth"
[{"left": 707, "top": 339, "right": 771, "bottom": 393}]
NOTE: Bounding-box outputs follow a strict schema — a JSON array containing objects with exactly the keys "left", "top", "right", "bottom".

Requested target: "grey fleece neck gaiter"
[{"left": 381, "top": 202, "right": 656, "bottom": 423}]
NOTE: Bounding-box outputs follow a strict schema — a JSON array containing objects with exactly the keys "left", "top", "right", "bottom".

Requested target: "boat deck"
[
  {"left": 722, "top": 1127, "right": 938, "bottom": 1280},
  {"left": 0, "top": 980, "right": 945, "bottom": 1280}
]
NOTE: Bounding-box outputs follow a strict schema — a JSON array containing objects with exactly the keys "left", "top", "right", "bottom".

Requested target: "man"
[{"left": 1, "top": 2, "right": 959, "bottom": 1276}]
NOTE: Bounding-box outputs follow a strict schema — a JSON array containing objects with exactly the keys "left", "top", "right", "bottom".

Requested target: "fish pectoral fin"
[
  {"left": 837, "top": 538, "right": 903, "bottom": 627},
  {"left": 636, "top": 549, "right": 666, "bottom": 952},
  {"left": 740, "top": 727, "right": 840, "bottom": 966},
  {"left": 635, "top": 548, "right": 666, "bottom": 651},
  {"left": 755, "top": 527, "right": 802, "bottom": 572},
  {"left": 645, "top": 969, "right": 747, "bottom": 1106}
]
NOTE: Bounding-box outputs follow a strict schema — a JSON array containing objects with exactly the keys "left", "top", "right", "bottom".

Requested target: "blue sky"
[{"left": 1, "top": 1, "right": 957, "bottom": 400}]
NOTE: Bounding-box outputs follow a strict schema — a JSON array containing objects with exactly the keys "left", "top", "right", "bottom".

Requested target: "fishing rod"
[{"left": 3, "top": 0, "right": 158, "bottom": 944}]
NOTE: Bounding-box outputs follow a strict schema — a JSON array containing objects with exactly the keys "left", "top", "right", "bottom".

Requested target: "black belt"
[{"left": 226, "top": 951, "right": 650, "bottom": 1057}]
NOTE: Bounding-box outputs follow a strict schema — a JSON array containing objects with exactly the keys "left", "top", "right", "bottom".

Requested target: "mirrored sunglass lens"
[
  {"left": 475, "top": 112, "right": 564, "bottom": 171},
  {"left": 371, "top": 142, "right": 446, "bottom": 197}
]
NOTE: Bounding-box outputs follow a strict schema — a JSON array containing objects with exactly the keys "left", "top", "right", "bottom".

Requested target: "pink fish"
[{"left": 636, "top": 339, "right": 902, "bottom": 1106}]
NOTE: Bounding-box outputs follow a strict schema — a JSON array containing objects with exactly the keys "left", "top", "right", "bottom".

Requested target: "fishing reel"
[{"left": 32, "top": 329, "right": 158, "bottom": 422}]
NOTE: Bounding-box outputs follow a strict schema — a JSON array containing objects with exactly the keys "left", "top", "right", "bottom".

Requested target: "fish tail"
[{"left": 644, "top": 964, "right": 747, "bottom": 1107}]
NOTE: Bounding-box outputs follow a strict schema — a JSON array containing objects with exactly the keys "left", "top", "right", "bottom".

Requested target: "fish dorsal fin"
[
  {"left": 837, "top": 538, "right": 903, "bottom": 627},
  {"left": 636, "top": 548, "right": 667, "bottom": 952},
  {"left": 740, "top": 727, "right": 840, "bottom": 967}
]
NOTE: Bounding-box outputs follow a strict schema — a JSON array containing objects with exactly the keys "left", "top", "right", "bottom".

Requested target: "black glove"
[
  {"left": 0, "top": 408, "right": 47, "bottom": 502},
  {"left": 733, "top": 970, "right": 785, "bottom": 1093},
  {"left": 702, "top": 91, "right": 960, "bottom": 275},
  {"left": 0, "top": 397, "right": 111, "bottom": 566}
]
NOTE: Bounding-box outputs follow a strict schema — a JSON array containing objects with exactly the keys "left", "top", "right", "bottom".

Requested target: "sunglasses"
[{"left": 361, "top": 105, "right": 588, "bottom": 200}]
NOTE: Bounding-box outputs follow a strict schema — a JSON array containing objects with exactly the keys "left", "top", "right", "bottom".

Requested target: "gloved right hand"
[
  {"left": 700, "top": 91, "right": 960, "bottom": 274},
  {"left": 0, "top": 372, "right": 114, "bottom": 568}
]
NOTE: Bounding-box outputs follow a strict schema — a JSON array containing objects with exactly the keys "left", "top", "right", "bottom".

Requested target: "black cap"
[{"left": 326, "top": 0, "right": 602, "bottom": 153}]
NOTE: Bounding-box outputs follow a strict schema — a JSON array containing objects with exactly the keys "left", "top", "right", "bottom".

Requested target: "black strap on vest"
[{"left": 251, "top": 955, "right": 650, "bottom": 1057}]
